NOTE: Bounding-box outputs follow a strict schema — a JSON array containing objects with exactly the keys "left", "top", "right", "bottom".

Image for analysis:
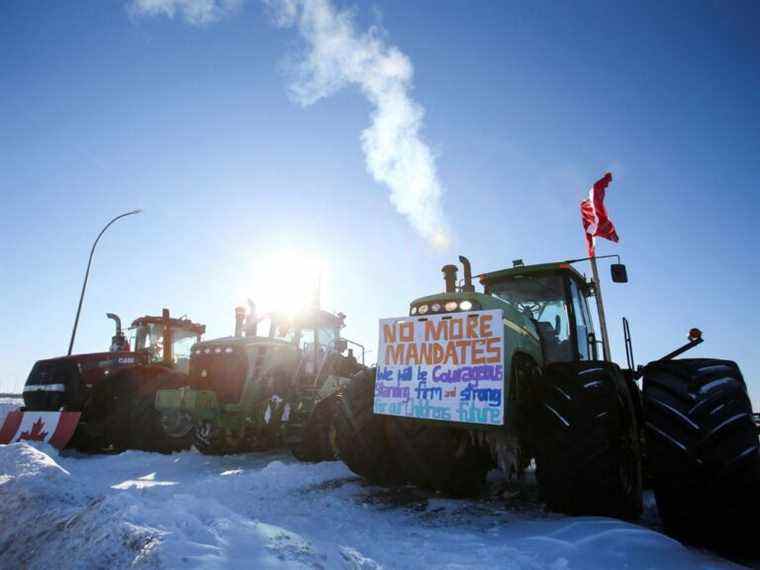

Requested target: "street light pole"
[{"left": 67, "top": 209, "right": 142, "bottom": 355}]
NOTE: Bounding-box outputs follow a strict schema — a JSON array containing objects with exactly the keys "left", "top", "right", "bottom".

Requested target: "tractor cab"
[
  {"left": 408, "top": 257, "right": 600, "bottom": 367},
  {"left": 243, "top": 308, "right": 354, "bottom": 383},
  {"left": 129, "top": 309, "right": 206, "bottom": 373},
  {"left": 479, "top": 262, "right": 598, "bottom": 363},
  {"left": 291, "top": 309, "right": 348, "bottom": 375}
]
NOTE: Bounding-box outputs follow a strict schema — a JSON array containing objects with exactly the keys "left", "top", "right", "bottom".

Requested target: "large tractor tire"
[
  {"left": 386, "top": 418, "right": 494, "bottom": 497},
  {"left": 334, "top": 369, "right": 401, "bottom": 484},
  {"left": 642, "top": 358, "right": 760, "bottom": 548},
  {"left": 291, "top": 394, "right": 339, "bottom": 462},
  {"left": 193, "top": 420, "right": 229, "bottom": 455},
  {"left": 83, "top": 367, "right": 191, "bottom": 453},
  {"left": 532, "top": 361, "right": 643, "bottom": 520}
]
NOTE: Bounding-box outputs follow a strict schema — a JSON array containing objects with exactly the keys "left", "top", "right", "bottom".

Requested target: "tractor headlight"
[
  {"left": 410, "top": 306, "right": 418, "bottom": 315},
  {"left": 444, "top": 301, "right": 458, "bottom": 312},
  {"left": 459, "top": 300, "right": 474, "bottom": 311},
  {"left": 431, "top": 303, "right": 442, "bottom": 313},
  {"left": 418, "top": 304, "right": 429, "bottom": 315}
]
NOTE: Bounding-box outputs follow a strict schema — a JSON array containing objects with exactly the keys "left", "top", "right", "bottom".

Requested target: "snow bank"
[
  {"left": 0, "top": 397, "right": 22, "bottom": 427},
  {"left": 0, "top": 443, "right": 744, "bottom": 569}
]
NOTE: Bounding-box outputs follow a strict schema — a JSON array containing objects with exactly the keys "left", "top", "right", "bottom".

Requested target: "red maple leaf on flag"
[{"left": 19, "top": 418, "right": 49, "bottom": 442}]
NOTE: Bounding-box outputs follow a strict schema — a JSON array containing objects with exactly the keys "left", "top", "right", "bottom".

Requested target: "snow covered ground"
[{"left": 0, "top": 398, "right": 752, "bottom": 569}]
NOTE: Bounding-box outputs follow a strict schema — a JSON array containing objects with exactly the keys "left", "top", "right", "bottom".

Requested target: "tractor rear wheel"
[
  {"left": 87, "top": 367, "right": 192, "bottom": 453},
  {"left": 532, "top": 361, "right": 643, "bottom": 520},
  {"left": 334, "top": 369, "right": 401, "bottom": 484},
  {"left": 385, "top": 418, "right": 493, "bottom": 497},
  {"left": 291, "top": 394, "right": 339, "bottom": 462},
  {"left": 643, "top": 359, "right": 759, "bottom": 548}
]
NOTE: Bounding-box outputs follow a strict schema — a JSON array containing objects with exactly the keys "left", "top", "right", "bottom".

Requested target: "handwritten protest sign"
[{"left": 373, "top": 309, "right": 504, "bottom": 426}]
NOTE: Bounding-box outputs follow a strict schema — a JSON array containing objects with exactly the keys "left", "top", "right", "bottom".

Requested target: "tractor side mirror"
[
  {"left": 611, "top": 264, "right": 628, "bottom": 283},
  {"left": 334, "top": 339, "right": 348, "bottom": 354}
]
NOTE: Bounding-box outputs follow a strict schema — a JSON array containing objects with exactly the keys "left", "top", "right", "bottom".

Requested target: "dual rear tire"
[{"left": 643, "top": 358, "right": 759, "bottom": 549}]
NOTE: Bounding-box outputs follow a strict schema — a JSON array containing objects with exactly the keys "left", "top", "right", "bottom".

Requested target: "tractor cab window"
[
  {"left": 318, "top": 327, "right": 338, "bottom": 353},
  {"left": 299, "top": 328, "right": 316, "bottom": 353},
  {"left": 133, "top": 323, "right": 165, "bottom": 363},
  {"left": 172, "top": 329, "right": 198, "bottom": 373},
  {"left": 132, "top": 323, "right": 199, "bottom": 371},
  {"left": 299, "top": 328, "right": 319, "bottom": 374},
  {"left": 256, "top": 316, "right": 298, "bottom": 343},
  {"left": 273, "top": 321, "right": 297, "bottom": 343},
  {"left": 569, "top": 279, "right": 593, "bottom": 360},
  {"left": 298, "top": 326, "right": 337, "bottom": 374},
  {"left": 488, "top": 274, "right": 574, "bottom": 363},
  {"left": 255, "top": 318, "right": 273, "bottom": 338}
]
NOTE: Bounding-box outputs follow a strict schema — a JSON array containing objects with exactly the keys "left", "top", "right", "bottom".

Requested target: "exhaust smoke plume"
[
  {"left": 265, "top": 0, "right": 450, "bottom": 247},
  {"left": 128, "top": 0, "right": 451, "bottom": 246},
  {"left": 129, "top": 0, "right": 242, "bottom": 25}
]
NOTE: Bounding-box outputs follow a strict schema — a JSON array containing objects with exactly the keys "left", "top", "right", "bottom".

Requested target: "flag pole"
[{"left": 590, "top": 253, "right": 612, "bottom": 361}]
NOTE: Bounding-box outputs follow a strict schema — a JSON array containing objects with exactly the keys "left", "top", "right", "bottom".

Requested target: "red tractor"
[{"left": 2, "top": 308, "right": 205, "bottom": 452}]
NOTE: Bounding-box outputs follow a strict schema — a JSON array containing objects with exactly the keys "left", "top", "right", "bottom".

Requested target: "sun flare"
[{"left": 238, "top": 250, "right": 325, "bottom": 316}]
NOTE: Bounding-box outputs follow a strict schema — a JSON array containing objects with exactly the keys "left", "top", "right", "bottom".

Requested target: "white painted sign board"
[{"left": 373, "top": 309, "right": 505, "bottom": 426}]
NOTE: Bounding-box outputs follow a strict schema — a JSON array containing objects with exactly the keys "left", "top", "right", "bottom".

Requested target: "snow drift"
[{"left": 0, "top": 435, "right": 742, "bottom": 569}]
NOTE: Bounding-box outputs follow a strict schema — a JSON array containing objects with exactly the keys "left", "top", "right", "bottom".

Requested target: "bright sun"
[{"left": 239, "top": 250, "right": 325, "bottom": 315}]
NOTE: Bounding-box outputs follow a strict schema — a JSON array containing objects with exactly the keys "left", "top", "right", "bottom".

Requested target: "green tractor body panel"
[
  {"left": 156, "top": 335, "right": 303, "bottom": 428},
  {"left": 409, "top": 290, "right": 545, "bottom": 392},
  {"left": 156, "top": 308, "right": 364, "bottom": 453},
  {"left": 155, "top": 387, "right": 220, "bottom": 420}
]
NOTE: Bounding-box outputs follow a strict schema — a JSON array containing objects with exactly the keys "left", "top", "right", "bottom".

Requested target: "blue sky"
[{"left": 1, "top": 0, "right": 758, "bottom": 408}]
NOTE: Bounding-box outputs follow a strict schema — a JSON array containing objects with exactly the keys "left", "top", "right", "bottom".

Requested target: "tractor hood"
[{"left": 23, "top": 351, "right": 149, "bottom": 412}]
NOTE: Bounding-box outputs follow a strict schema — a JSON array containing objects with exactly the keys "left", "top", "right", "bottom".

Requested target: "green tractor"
[
  {"left": 335, "top": 256, "right": 759, "bottom": 544},
  {"left": 156, "top": 304, "right": 365, "bottom": 458}
]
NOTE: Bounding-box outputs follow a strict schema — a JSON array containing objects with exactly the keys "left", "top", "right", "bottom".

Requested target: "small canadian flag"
[
  {"left": 0, "top": 411, "right": 80, "bottom": 449},
  {"left": 580, "top": 172, "right": 619, "bottom": 257}
]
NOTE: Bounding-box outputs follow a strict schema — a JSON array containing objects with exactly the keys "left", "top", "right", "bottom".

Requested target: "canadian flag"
[
  {"left": 580, "top": 172, "right": 619, "bottom": 257},
  {"left": 0, "top": 411, "right": 80, "bottom": 449}
]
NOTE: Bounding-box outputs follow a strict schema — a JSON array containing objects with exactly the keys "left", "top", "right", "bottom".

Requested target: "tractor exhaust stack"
[
  {"left": 459, "top": 256, "right": 475, "bottom": 293},
  {"left": 107, "top": 313, "right": 122, "bottom": 335},
  {"left": 442, "top": 264, "right": 458, "bottom": 293},
  {"left": 107, "top": 313, "right": 129, "bottom": 352},
  {"left": 162, "top": 308, "right": 173, "bottom": 366},
  {"left": 234, "top": 306, "right": 246, "bottom": 337}
]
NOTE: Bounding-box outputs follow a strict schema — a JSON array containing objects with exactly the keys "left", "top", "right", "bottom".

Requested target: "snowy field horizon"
[{"left": 1, "top": 399, "right": 754, "bottom": 570}]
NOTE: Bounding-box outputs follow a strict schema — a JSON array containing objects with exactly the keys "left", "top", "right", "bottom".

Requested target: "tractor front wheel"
[
  {"left": 385, "top": 418, "right": 493, "bottom": 497},
  {"left": 532, "top": 361, "right": 643, "bottom": 520},
  {"left": 334, "top": 369, "right": 401, "bottom": 484},
  {"left": 291, "top": 394, "right": 339, "bottom": 462},
  {"left": 193, "top": 420, "right": 229, "bottom": 455}
]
